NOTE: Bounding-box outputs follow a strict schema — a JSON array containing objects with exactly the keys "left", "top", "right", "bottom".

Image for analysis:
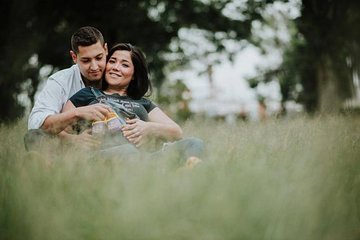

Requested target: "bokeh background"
[
  {"left": 1, "top": 1, "right": 360, "bottom": 239},
  {"left": 1, "top": 0, "right": 360, "bottom": 124}
]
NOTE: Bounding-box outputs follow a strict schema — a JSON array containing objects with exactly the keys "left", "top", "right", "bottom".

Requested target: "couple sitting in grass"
[{"left": 25, "top": 26, "right": 204, "bottom": 168}]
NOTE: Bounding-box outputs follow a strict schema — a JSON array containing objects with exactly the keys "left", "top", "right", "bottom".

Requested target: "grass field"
[{"left": 1, "top": 116, "right": 359, "bottom": 240}]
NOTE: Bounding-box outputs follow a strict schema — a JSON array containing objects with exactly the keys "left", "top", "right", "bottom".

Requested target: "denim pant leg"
[
  {"left": 168, "top": 137, "right": 204, "bottom": 159},
  {"left": 149, "top": 137, "right": 205, "bottom": 165},
  {"left": 24, "top": 129, "right": 55, "bottom": 151},
  {"left": 98, "top": 143, "right": 141, "bottom": 161}
]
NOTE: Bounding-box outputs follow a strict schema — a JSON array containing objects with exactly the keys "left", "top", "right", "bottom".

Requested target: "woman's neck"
[{"left": 104, "top": 87, "right": 127, "bottom": 96}]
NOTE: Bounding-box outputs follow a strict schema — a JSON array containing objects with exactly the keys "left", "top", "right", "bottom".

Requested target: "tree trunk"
[{"left": 317, "top": 56, "right": 342, "bottom": 114}]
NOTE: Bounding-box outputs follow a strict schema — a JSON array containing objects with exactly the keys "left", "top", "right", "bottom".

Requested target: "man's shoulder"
[{"left": 49, "top": 65, "right": 80, "bottom": 82}]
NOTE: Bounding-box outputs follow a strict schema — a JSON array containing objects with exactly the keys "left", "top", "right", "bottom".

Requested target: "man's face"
[{"left": 70, "top": 41, "right": 108, "bottom": 81}]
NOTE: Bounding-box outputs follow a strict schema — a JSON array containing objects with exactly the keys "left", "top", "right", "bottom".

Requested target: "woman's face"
[{"left": 105, "top": 50, "right": 134, "bottom": 90}]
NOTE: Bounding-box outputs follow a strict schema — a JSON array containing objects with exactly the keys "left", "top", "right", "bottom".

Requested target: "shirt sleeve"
[
  {"left": 28, "top": 78, "right": 65, "bottom": 129},
  {"left": 143, "top": 98, "right": 157, "bottom": 113},
  {"left": 69, "top": 87, "right": 97, "bottom": 107}
]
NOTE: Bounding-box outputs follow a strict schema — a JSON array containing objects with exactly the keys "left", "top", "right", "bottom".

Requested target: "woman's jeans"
[
  {"left": 25, "top": 129, "right": 205, "bottom": 165},
  {"left": 99, "top": 137, "right": 205, "bottom": 165}
]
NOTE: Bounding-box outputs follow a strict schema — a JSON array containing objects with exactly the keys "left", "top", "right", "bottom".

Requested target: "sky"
[
  {"left": 170, "top": 45, "right": 283, "bottom": 120},
  {"left": 168, "top": 0, "right": 301, "bottom": 120}
]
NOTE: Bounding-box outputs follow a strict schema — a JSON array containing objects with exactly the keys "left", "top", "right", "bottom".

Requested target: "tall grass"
[{"left": 1, "top": 116, "right": 359, "bottom": 239}]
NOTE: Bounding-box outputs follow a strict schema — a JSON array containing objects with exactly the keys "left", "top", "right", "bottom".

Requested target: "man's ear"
[
  {"left": 70, "top": 50, "right": 77, "bottom": 64},
  {"left": 104, "top": 43, "right": 108, "bottom": 56}
]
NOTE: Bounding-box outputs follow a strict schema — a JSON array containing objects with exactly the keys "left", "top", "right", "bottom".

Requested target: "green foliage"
[
  {"left": 278, "top": 34, "right": 319, "bottom": 113},
  {"left": 0, "top": 0, "right": 276, "bottom": 123},
  {"left": 295, "top": 0, "right": 360, "bottom": 113},
  {"left": 248, "top": 0, "right": 360, "bottom": 114},
  {"left": 157, "top": 80, "right": 193, "bottom": 122},
  {"left": 1, "top": 116, "right": 360, "bottom": 239},
  {"left": 3, "top": 0, "right": 359, "bottom": 121}
]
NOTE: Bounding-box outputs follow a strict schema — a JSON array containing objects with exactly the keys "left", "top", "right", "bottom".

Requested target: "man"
[{"left": 25, "top": 26, "right": 111, "bottom": 150}]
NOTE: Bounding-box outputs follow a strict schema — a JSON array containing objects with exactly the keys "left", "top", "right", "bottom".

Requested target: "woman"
[{"left": 63, "top": 43, "right": 203, "bottom": 167}]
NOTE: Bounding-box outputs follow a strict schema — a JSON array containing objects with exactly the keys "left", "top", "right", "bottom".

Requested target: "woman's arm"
[
  {"left": 122, "top": 107, "right": 183, "bottom": 146},
  {"left": 147, "top": 107, "right": 183, "bottom": 140}
]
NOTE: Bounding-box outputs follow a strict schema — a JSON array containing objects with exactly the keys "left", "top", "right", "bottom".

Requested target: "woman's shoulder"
[
  {"left": 75, "top": 86, "right": 93, "bottom": 94},
  {"left": 137, "top": 96, "right": 154, "bottom": 104},
  {"left": 137, "top": 97, "right": 157, "bottom": 111},
  {"left": 117, "top": 95, "right": 151, "bottom": 102},
  {"left": 139, "top": 96, "right": 151, "bottom": 101},
  {"left": 70, "top": 87, "right": 98, "bottom": 107}
]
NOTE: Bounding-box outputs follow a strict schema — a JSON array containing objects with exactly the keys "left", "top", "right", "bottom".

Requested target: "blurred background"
[{"left": 1, "top": 0, "right": 359, "bottom": 123}]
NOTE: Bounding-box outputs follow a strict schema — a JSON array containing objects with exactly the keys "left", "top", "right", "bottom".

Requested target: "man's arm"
[
  {"left": 28, "top": 75, "right": 111, "bottom": 134},
  {"left": 41, "top": 108, "right": 80, "bottom": 134},
  {"left": 42, "top": 101, "right": 111, "bottom": 134},
  {"left": 28, "top": 79, "right": 65, "bottom": 130}
]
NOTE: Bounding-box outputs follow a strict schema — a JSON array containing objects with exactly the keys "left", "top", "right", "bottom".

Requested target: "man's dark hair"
[
  {"left": 71, "top": 26, "right": 105, "bottom": 53},
  {"left": 102, "top": 43, "right": 152, "bottom": 100}
]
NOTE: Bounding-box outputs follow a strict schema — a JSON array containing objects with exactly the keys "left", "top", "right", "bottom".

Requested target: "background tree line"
[
  {"left": 248, "top": 0, "right": 360, "bottom": 114},
  {"left": 0, "top": 0, "right": 359, "bottom": 123}
]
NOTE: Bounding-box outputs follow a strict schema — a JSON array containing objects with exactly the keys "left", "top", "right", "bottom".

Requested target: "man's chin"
[{"left": 87, "top": 76, "right": 102, "bottom": 82}]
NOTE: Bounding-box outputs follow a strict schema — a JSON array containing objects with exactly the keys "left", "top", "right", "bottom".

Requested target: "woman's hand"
[
  {"left": 121, "top": 107, "right": 183, "bottom": 147},
  {"left": 122, "top": 118, "right": 150, "bottom": 147}
]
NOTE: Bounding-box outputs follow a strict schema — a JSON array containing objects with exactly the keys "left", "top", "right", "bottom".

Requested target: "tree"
[
  {"left": 296, "top": 0, "right": 360, "bottom": 113},
  {"left": 249, "top": 0, "right": 360, "bottom": 114},
  {"left": 0, "top": 0, "right": 276, "bottom": 123}
]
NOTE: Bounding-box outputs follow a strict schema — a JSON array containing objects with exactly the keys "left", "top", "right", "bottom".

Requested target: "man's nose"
[{"left": 90, "top": 60, "right": 98, "bottom": 70}]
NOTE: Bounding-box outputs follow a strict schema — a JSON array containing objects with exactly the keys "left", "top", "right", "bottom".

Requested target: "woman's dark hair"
[{"left": 103, "top": 43, "right": 152, "bottom": 99}]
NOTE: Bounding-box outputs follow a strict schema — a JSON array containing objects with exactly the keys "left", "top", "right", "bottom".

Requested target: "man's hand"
[
  {"left": 62, "top": 129, "right": 101, "bottom": 150},
  {"left": 75, "top": 103, "right": 112, "bottom": 122},
  {"left": 43, "top": 101, "right": 112, "bottom": 134}
]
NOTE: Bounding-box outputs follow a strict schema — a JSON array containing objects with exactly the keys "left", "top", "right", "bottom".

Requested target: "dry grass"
[{"left": 1, "top": 116, "right": 359, "bottom": 239}]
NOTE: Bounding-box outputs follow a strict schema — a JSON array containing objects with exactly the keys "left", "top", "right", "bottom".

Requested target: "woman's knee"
[
  {"left": 182, "top": 137, "right": 205, "bottom": 157},
  {"left": 186, "top": 137, "right": 204, "bottom": 149}
]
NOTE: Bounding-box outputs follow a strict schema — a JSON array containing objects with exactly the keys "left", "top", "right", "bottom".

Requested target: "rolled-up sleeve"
[{"left": 28, "top": 79, "right": 65, "bottom": 129}]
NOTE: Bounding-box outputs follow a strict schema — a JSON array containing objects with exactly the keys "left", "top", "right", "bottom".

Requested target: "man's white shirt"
[{"left": 28, "top": 65, "right": 85, "bottom": 129}]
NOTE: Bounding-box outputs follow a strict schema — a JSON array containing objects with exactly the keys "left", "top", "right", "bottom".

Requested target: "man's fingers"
[
  {"left": 78, "top": 104, "right": 111, "bottom": 121},
  {"left": 93, "top": 104, "right": 112, "bottom": 118},
  {"left": 83, "top": 128, "right": 92, "bottom": 134},
  {"left": 94, "top": 111, "right": 107, "bottom": 121},
  {"left": 97, "top": 103, "right": 112, "bottom": 114},
  {"left": 88, "top": 104, "right": 112, "bottom": 121}
]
